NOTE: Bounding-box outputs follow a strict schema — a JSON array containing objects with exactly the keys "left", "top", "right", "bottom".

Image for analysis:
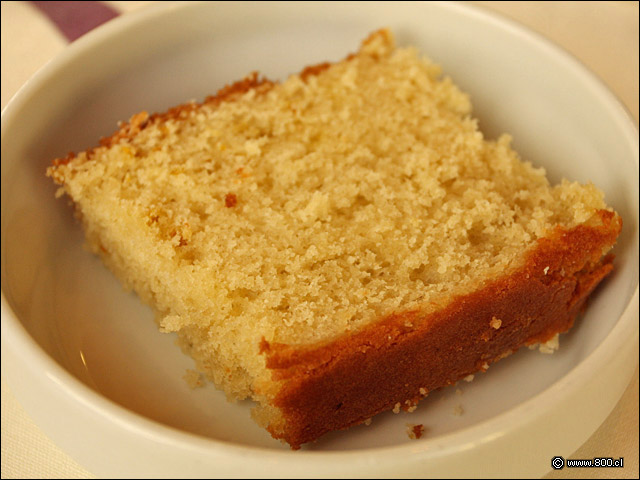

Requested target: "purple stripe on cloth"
[{"left": 30, "top": 1, "right": 120, "bottom": 42}]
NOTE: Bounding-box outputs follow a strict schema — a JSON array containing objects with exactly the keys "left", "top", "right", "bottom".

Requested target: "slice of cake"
[{"left": 47, "top": 29, "right": 621, "bottom": 448}]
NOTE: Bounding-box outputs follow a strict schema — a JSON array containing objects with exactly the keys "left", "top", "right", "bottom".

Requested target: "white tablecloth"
[{"left": 2, "top": 1, "right": 637, "bottom": 478}]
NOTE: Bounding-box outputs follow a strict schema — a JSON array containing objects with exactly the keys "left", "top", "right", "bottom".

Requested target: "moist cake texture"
[{"left": 47, "top": 29, "right": 621, "bottom": 448}]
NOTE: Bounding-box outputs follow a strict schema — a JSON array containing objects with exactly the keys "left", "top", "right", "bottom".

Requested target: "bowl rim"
[{"left": 1, "top": 0, "right": 638, "bottom": 466}]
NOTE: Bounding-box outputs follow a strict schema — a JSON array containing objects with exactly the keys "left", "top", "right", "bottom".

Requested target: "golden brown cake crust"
[{"left": 260, "top": 210, "right": 621, "bottom": 448}]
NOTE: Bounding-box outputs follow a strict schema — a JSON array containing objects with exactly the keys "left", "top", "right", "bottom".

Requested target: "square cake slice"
[{"left": 47, "top": 29, "right": 621, "bottom": 448}]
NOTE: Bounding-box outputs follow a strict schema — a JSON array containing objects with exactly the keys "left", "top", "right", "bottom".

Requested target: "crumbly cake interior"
[{"left": 48, "top": 30, "right": 610, "bottom": 402}]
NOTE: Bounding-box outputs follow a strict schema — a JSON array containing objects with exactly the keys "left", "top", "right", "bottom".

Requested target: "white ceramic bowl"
[{"left": 2, "top": 2, "right": 638, "bottom": 478}]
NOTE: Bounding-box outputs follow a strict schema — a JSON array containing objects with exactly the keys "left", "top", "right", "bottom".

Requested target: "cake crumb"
[
  {"left": 482, "top": 362, "right": 490, "bottom": 371},
  {"left": 402, "top": 398, "right": 419, "bottom": 413},
  {"left": 363, "top": 418, "right": 372, "bottom": 426},
  {"left": 463, "top": 374, "right": 475, "bottom": 383},
  {"left": 392, "top": 402, "right": 402, "bottom": 414},
  {"left": 406, "top": 423, "right": 425, "bottom": 439},
  {"left": 538, "top": 334, "right": 560, "bottom": 354},
  {"left": 543, "top": 266, "right": 550, "bottom": 275},
  {"left": 183, "top": 369, "right": 205, "bottom": 389},
  {"left": 490, "top": 316, "right": 502, "bottom": 329},
  {"left": 419, "top": 387, "right": 428, "bottom": 396},
  {"left": 452, "top": 404, "right": 464, "bottom": 416}
]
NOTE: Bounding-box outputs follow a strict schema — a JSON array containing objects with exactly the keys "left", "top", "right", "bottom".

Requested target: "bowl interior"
[{"left": 1, "top": 1, "right": 638, "bottom": 451}]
